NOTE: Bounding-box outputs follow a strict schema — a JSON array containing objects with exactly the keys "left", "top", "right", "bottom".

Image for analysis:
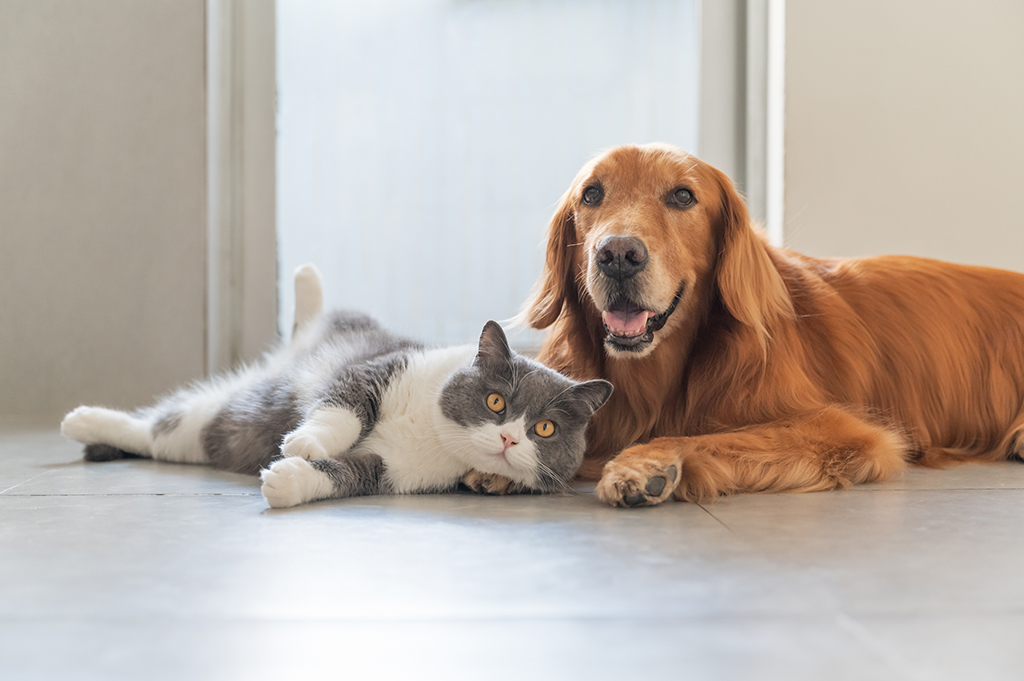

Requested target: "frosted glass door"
[{"left": 277, "top": 0, "right": 698, "bottom": 347}]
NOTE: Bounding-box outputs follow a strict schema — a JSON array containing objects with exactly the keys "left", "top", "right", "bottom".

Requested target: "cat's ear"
[
  {"left": 570, "top": 379, "right": 614, "bottom": 414},
  {"left": 474, "top": 321, "right": 513, "bottom": 375}
]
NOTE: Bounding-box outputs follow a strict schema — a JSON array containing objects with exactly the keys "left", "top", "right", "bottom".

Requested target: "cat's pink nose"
[{"left": 501, "top": 432, "right": 518, "bottom": 449}]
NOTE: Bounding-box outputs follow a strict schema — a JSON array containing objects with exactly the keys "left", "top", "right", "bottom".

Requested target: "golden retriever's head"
[{"left": 523, "top": 143, "right": 790, "bottom": 358}]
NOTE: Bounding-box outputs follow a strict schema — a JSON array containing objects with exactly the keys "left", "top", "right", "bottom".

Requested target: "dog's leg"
[
  {"left": 596, "top": 405, "right": 909, "bottom": 508},
  {"left": 459, "top": 471, "right": 529, "bottom": 495}
]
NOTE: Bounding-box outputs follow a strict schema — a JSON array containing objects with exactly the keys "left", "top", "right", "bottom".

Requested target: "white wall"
[
  {"left": 0, "top": 1, "right": 207, "bottom": 420},
  {"left": 784, "top": 0, "right": 1024, "bottom": 269}
]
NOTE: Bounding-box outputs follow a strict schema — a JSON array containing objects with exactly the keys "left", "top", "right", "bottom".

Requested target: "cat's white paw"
[
  {"left": 61, "top": 406, "right": 113, "bottom": 444},
  {"left": 261, "top": 457, "right": 328, "bottom": 508},
  {"left": 281, "top": 430, "right": 328, "bottom": 461}
]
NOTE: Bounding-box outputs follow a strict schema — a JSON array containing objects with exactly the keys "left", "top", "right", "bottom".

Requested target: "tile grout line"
[
  {"left": 0, "top": 492, "right": 260, "bottom": 497},
  {"left": 0, "top": 470, "right": 53, "bottom": 496},
  {"left": 850, "top": 486, "right": 1024, "bottom": 492}
]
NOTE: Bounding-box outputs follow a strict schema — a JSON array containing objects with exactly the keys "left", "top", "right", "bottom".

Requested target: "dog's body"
[{"left": 523, "top": 143, "right": 1024, "bottom": 507}]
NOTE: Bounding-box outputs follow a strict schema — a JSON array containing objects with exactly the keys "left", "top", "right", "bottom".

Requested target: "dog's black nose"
[{"left": 595, "top": 235, "right": 648, "bottom": 280}]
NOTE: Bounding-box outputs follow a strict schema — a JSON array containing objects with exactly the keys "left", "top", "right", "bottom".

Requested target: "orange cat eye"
[
  {"left": 534, "top": 420, "right": 555, "bottom": 437},
  {"left": 486, "top": 393, "right": 505, "bottom": 413}
]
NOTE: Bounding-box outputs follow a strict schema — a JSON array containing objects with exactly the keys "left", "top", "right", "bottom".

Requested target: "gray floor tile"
[
  {"left": 0, "top": 429, "right": 71, "bottom": 491},
  {"left": 3, "top": 426, "right": 1023, "bottom": 680},
  {"left": 861, "top": 462, "right": 1024, "bottom": 490},
  {"left": 1, "top": 430, "right": 257, "bottom": 496},
  {"left": 0, "top": 617, "right": 928, "bottom": 681},
  {"left": 0, "top": 492, "right": 735, "bottom": 622},
  {"left": 852, "top": 613, "right": 1024, "bottom": 681},
  {"left": 702, "top": 488, "right": 1024, "bottom": 616},
  {"left": 11, "top": 456, "right": 260, "bottom": 496}
]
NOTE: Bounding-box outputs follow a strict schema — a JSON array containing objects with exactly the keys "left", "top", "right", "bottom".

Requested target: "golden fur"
[{"left": 522, "top": 143, "right": 1024, "bottom": 507}]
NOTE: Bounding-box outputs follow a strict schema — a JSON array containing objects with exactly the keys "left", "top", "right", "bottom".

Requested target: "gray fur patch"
[
  {"left": 202, "top": 377, "right": 302, "bottom": 475},
  {"left": 152, "top": 410, "right": 182, "bottom": 437},
  {"left": 319, "top": 352, "right": 411, "bottom": 440},
  {"left": 312, "top": 312, "right": 423, "bottom": 441},
  {"left": 310, "top": 454, "right": 392, "bottom": 498},
  {"left": 321, "top": 311, "right": 424, "bottom": 359},
  {"left": 323, "top": 310, "right": 382, "bottom": 336}
]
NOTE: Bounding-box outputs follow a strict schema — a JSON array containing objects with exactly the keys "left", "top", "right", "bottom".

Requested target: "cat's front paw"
[
  {"left": 281, "top": 430, "right": 328, "bottom": 461},
  {"left": 260, "top": 457, "right": 329, "bottom": 508}
]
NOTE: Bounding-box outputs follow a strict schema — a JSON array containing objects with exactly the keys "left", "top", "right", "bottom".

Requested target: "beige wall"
[
  {"left": 0, "top": 1, "right": 207, "bottom": 420},
  {"left": 785, "top": 0, "right": 1024, "bottom": 270}
]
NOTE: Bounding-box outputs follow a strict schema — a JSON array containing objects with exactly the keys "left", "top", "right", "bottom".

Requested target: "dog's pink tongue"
[{"left": 602, "top": 309, "right": 652, "bottom": 337}]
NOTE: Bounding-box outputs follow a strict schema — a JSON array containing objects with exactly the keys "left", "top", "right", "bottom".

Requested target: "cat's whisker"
[{"left": 532, "top": 456, "right": 574, "bottom": 493}]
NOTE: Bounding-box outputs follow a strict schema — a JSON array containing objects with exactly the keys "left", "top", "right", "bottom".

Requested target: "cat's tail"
[{"left": 292, "top": 263, "right": 324, "bottom": 336}]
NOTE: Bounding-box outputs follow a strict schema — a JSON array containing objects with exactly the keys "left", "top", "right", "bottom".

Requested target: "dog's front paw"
[
  {"left": 281, "top": 430, "right": 328, "bottom": 461},
  {"left": 596, "top": 445, "right": 680, "bottom": 508},
  {"left": 261, "top": 457, "right": 324, "bottom": 508},
  {"left": 460, "top": 470, "right": 526, "bottom": 495}
]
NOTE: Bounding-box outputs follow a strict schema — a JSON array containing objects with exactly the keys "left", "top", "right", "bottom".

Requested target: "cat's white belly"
[{"left": 351, "top": 345, "right": 477, "bottom": 493}]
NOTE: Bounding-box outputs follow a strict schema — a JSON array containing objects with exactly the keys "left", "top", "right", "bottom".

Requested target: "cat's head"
[{"left": 436, "top": 321, "right": 613, "bottom": 491}]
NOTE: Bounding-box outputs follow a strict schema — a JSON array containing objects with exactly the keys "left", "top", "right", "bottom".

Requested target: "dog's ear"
[
  {"left": 710, "top": 166, "right": 793, "bottom": 350},
  {"left": 518, "top": 186, "right": 580, "bottom": 329}
]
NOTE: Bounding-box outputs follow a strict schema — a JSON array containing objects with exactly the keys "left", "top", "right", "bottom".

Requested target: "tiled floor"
[{"left": 2, "top": 426, "right": 1023, "bottom": 680}]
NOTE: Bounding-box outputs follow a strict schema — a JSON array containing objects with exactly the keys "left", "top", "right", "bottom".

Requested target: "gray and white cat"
[{"left": 61, "top": 265, "right": 612, "bottom": 508}]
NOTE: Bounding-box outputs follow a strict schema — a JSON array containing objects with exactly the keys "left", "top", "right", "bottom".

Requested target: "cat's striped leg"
[
  {"left": 260, "top": 453, "right": 387, "bottom": 508},
  {"left": 61, "top": 406, "right": 154, "bottom": 458}
]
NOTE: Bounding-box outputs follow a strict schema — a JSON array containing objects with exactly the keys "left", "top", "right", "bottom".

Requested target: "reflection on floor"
[{"left": 2, "top": 426, "right": 1023, "bottom": 680}]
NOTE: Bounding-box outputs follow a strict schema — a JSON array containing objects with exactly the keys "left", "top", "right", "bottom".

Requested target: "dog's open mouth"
[{"left": 601, "top": 284, "right": 685, "bottom": 352}]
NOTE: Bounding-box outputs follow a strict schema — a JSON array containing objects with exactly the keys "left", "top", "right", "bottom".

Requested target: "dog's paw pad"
[
  {"left": 597, "top": 458, "right": 680, "bottom": 508},
  {"left": 644, "top": 476, "right": 667, "bottom": 497},
  {"left": 623, "top": 489, "right": 647, "bottom": 507}
]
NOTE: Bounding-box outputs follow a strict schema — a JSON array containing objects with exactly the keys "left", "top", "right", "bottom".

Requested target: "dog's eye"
[
  {"left": 668, "top": 187, "right": 695, "bottom": 208},
  {"left": 582, "top": 185, "right": 603, "bottom": 206}
]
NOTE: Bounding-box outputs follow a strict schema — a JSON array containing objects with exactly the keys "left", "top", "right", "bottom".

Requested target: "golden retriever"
[{"left": 521, "top": 143, "right": 1024, "bottom": 507}]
